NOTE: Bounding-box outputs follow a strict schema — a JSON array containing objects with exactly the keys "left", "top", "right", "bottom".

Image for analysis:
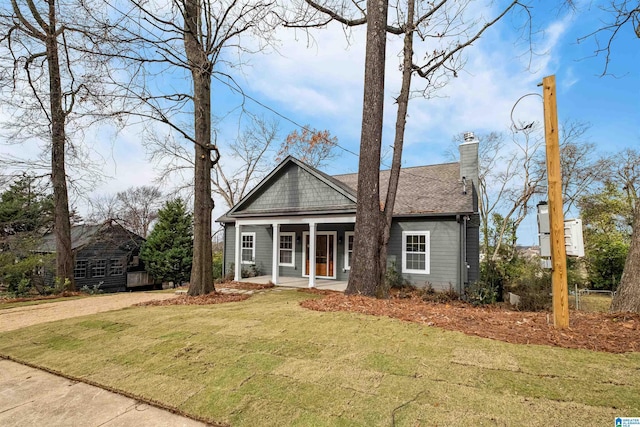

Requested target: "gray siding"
[
  {"left": 224, "top": 222, "right": 355, "bottom": 281},
  {"left": 224, "top": 224, "right": 273, "bottom": 276},
  {"left": 236, "top": 164, "right": 355, "bottom": 214},
  {"left": 466, "top": 214, "right": 480, "bottom": 284},
  {"left": 224, "top": 218, "right": 475, "bottom": 291},
  {"left": 388, "top": 219, "right": 461, "bottom": 291}
]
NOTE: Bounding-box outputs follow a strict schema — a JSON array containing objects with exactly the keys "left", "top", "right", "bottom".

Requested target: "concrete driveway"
[{"left": 0, "top": 292, "right": 212, "bottom": 426}]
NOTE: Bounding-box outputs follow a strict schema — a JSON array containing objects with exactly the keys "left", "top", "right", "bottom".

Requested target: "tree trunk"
[
  {"left": 47, "top": 0, "right": 74, "bottom": 291},
  {"left": 184, "top": 0, "right": 215, "bottom": 296},
  {"left": 378, "top": 0, "right": 415, "bottom": 292},
  {"left": 610, "top": 200, "right": 640, "bottom": 312},
  {"left": 345, "top": 0, "right": 389, "bottom": 296}
]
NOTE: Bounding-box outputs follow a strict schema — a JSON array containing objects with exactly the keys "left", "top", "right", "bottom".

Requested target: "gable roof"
[
  {"left": 333, "top": 162, "right": 475, "bottom": 216},
  {"left": 219, "top": 157, "right": 475, "bottom": 222},
  {"left": 224, "top": 156, "right": 357, "bottom": 218},
  {"left": 38, "top": 220, "right": 143, "bottom": 253}
]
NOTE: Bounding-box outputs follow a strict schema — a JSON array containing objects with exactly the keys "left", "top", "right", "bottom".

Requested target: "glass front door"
[{"left": 304, "top": 233, "right": 335, "bottom": 278}]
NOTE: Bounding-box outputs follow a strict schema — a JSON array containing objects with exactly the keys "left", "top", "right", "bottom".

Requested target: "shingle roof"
[
  {"left": 332, "top": 162, "right": 475, "bottom": 215},
  {"left": 38, "top": 224, "right": 103, "bottom": 253},
  {"left": 37, "top": 221, "right": 144, "bottom": 253}
]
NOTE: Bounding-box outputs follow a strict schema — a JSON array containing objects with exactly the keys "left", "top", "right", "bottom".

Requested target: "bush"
[
  {"left": 81, "top": 281, "right": 104, "bottom": 295},
  {"left": 212, "top": 251, "right": 223, "bottom": 280},
  {"left": 241, "top": 264, "right": 263, "bottom": 278},
  {"left": 420, "top": 283, "right": 460, "bottom": 303},
  {"left": 465, "top": 281, "right": 499, "bottom": 305},
  {"left": 504, "top": 264, "right": 552, "bottom": 311},
  {"left": 8, "top": 278, "right": 32, "bottom": 297},
  {"left": 385, "top": 262, "right": 409, "bottom": 289}
]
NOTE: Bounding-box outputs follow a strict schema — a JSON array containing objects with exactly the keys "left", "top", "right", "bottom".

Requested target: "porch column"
[
  {"left": 234, "top": 223, "right": 241, "bottom": 281},
  {"left": 308, "top": 222, "right": 316, "bottom": 288},
  {"left": 272, "top": 223, "right": 279, "bottom": 285}
]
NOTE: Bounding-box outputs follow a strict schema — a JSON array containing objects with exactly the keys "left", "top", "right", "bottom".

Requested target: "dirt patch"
[
  {"left": 136, "top": 292, "right": 250, "bottom": 306},
  {"left": 301, "top": 293, "right": 640, "bottom": 354}
]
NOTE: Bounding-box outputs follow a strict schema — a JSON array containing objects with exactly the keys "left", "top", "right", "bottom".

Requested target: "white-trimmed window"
[
  {"left": 241, "top": 232, "right": 256, "bottom": 264},
  {"left": 279, "top": 232, "right": 295, "bottom": 267},
  {"left": 402, "top": 231, "right": 430, "bottom": 274},
  {"left": 344, "top": 232, "right": 354, "bottom": 270}
]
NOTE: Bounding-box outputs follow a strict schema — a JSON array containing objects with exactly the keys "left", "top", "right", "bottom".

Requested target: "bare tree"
[
  {"left": 145, "top": 115, "right": 280, "bottom": 209},
  {"left": 556, "top": 121, "right": 610, "bottom": 215},
  {"left": 0, "top": 0, "right": 111, "bottom": 290},
  {"left": 276, "top": 126, "right": 337, "bottom": 168},
  {"left": 212, "top": 117, "right": 279, "bottom": 207},
  {"left": 608, "top": 147, "right": 640, "bottom": 213},
  {"left": 95, "top": 0, "right": 277, "bottom": 295},
  {"left": 88, "top": 186, "right": 163, "bottom": 238},
  {"left": 567, "top": 0, "right": 640, "bottom": 75},
  {"left": 285, "top": 0, "right": 528, "bottom": 295}
]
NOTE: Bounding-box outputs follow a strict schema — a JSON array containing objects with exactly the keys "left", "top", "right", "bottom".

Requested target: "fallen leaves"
[
  {"left": 301, "top": 293, "right": 640, "bottom": 354},
  {"left": 135, "top": 292, "right": 250, "bottom": 306}
]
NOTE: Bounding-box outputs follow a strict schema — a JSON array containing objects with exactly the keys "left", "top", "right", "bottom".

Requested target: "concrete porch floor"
[{"left": 239, "top": 275, "right": 348, "bottom": 292}]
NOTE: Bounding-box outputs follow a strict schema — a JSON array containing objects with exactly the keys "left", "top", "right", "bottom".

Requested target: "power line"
[{"left": 213, "top": 74, "right": 466, "bottom": 188}]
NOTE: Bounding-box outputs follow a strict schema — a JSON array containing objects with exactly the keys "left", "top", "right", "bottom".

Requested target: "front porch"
[{"left": 239, "top": 275, "right": 348, "bottom": 292}]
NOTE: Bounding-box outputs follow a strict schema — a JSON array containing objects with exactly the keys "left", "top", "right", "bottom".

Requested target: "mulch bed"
[
  {"left": 300, "top": 292, "right": 640, "bottom": 354},
  {"left": 218, "top": 281, "right": 276, "bottom": 290},
  {"left": 135, "top": 292, "right": 251, "bottom": 306}
]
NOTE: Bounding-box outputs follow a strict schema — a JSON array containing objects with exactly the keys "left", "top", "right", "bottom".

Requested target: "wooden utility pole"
[{"left": 542, "top": 75, "right": 569, "bottom": 328}]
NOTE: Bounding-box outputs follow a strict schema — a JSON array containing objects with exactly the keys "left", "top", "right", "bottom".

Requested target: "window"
[
  {"left": 74, "top": 260, "right": 88, "bottom": 279},
  {"left": 92, "top": 259, "right": 106, "bottom": 277},
  {"left": 109, "top": 259, "right": 124, "bottom": 276},
  {"left": 279, "top": 232, "right": 295, "bottom": 267},
  {"left": 402, "top": 231, "right": 430, "bottom": 274},
  {"left": 241, "top": 232, "right": 256, "bottom": 264},
  {"left": 344, "top": 232, "right": 354, "bottom": 270}
]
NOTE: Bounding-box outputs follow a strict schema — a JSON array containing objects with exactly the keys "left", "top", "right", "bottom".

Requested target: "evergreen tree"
[
  {"left": 0, "top": 175, "right": 53, "bottom": 238},
  {"left": 0, "top": 175, "right": 55, "bottom": 295},
  {"left": 140, "top": 199, "right": 193, "bottom": 285}
]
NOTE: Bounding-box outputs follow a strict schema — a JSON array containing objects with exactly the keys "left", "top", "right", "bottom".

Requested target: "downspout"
[
  {"left": 222, "top": 224, "right": 226, "bottom": 279},
  {"left": 458, "top": 215, "right": 464, "bottom": 294},
  {"left": 462, "top": 215, "right": 468, "bottom": 293}
]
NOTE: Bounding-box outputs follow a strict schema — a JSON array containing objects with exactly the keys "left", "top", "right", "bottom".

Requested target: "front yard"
[{"left": 0, "top": 289, "right": 638, "bottom": 426}]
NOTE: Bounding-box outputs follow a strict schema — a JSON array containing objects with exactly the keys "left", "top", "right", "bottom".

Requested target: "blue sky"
[{"left": 1, "top": 0, "right": 638, "bottom": 244}]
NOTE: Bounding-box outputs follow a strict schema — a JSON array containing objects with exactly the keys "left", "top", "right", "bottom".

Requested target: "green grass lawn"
[
  {"left": 577, "top": 294, "right": 614, "bottom": 313},
  {"left": 0, "top": 290, "right": 637, "bottom": 426}
]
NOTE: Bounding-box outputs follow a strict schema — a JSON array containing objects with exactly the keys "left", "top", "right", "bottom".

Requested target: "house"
[
  {"left": 218, "top": 133, "right": 480, "bottom": 292},
  {"left": 38, "top": 220, "right": 150, "bottom": 292}
]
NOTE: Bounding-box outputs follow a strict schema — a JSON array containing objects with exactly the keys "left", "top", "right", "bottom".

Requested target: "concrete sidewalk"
[{"left": 0, "top": 359, "right": 209, "bottom": 427}]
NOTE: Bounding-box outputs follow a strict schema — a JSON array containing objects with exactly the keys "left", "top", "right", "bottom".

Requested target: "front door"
[{"left": 304, "top": 232, "right": 335, "bottom": 278}]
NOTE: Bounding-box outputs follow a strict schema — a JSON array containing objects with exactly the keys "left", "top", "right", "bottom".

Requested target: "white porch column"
[
  {"left": 234, "top": 223, "right": 241, "bottom": 281},
  {"left": 308, "top": 222, "right": 316, "bottom": 288},
  {"left": 271, "top": 223, "right": 279, "bottom": 285}
]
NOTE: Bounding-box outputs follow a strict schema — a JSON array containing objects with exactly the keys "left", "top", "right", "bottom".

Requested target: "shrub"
[
  {"left": 242, "top": 264, "right": 263, "bottom": 278},
  {"left": 212, "top": 251, "right": 223, "bottom": 280},
  {"left": 504, "top": 263, "right": 552, "bottom": 311},
  {"left": 417, "top": 283, "right": 460, "bottom": 303},
  {"left": 81, "top": 282, "right": 104, "bottom": 295},
  {"left": 465, "top": 281, "right": 499, "bottom": 305},
  {"left": 385, "top": 262, "right": 409, "bottom": 289}
]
